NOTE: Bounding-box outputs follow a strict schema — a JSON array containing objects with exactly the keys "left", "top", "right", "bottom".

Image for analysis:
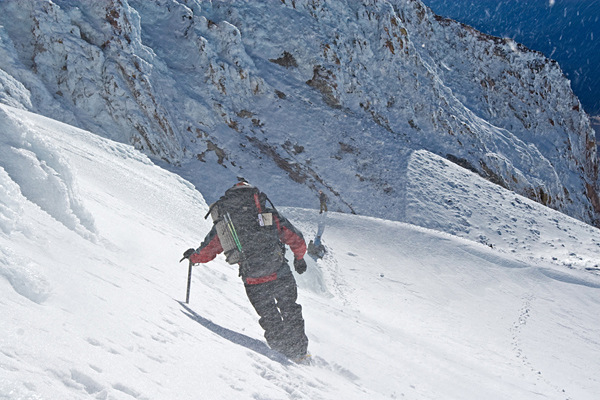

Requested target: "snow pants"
[
  {"left": 319, "top": 202, "right": 327, "bottom": 213},
  {"left": 244, "top": 273, "right": 308, "bottom": 359}
]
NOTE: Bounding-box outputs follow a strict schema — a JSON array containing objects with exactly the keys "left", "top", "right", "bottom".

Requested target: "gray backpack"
[{"left": 205, "top": 184, "right": 285, "bottom": 278}]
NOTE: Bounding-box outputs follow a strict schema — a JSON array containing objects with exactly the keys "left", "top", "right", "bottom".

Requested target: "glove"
[
  {"left": 294, "top": 257, "right": 307, "bottom": 274},
  {"left": 181, "top": 248, "right": 196, "bottom": 262}
]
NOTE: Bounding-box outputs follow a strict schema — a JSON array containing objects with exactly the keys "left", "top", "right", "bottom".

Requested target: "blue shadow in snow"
[
  {"left": 178, "top": 301, "right": 292, "bottom": 365},
  {"left": 538, "top": 268, "right": 600, "bottom": 289}
]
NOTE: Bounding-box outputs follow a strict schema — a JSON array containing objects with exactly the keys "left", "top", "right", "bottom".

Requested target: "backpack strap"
[
  {"left": 204, "top": 202, "right": 217, "bottom": 220},
  {"left": 261, "top": 193, "right": 276, "bottom": 210},
  {"left": 253, "top": 193, "right": 263, "bottom": 213}
]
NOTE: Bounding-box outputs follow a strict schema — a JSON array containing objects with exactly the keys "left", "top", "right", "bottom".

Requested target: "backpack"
[{"left": 205, "top": 184, "right": 285, "bottom": 278}]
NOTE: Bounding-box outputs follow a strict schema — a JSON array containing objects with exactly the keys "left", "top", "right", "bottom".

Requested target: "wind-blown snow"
[
  {"left": 1, "top": 104, "right": 599, "bottom": 399},
  {"left": 420, "top": 0, "right": 600, "bottom": 116}
]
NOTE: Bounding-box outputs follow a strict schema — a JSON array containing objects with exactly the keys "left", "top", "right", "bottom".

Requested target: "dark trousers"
[
  {"left": 245, "top": 273, "right": 308, "bottom": 358},
  {"left": 320, "top": 202, "right": 327, "bottom": 213}
]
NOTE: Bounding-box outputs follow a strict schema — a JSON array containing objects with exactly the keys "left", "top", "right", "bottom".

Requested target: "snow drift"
[{"left": 1, "top": 103, "right": 600, "bottom": 399}]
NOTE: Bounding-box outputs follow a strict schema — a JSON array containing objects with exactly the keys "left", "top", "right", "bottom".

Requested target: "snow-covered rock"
[{"left": 0, "top": 0, "right": 597, "bottom": 227}]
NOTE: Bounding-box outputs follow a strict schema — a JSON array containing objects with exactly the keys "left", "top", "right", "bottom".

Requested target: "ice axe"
[{"left": 180, "top": 255, "right": 194, "bottom": 304}]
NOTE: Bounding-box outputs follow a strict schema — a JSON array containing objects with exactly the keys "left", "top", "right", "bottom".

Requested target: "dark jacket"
[
  {"left": 319, "top": 192, "right": 328, "bottom": 204},
  {"left": 190, "top": 209, "right": 306, "bottom": 284}
]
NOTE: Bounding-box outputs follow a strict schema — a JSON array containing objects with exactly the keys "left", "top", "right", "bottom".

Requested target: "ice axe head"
[{"left": 181, "top": 248, "right": 196, "bottom": 263}]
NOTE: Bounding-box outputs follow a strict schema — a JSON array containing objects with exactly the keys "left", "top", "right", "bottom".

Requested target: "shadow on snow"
[{"left": 178, "top": 301, "right": 292, "bottom": 365}]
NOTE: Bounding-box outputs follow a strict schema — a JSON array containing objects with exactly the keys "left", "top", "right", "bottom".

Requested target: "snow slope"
[{"left": 2, "top": 104, "right": 599, "bottom": 399}]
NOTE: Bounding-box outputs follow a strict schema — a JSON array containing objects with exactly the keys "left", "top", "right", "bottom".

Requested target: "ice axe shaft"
[
  {"left": 180, "top": 257, "right": 193, "bottom": 304},
  {"left": 186, "top": 259, "right": 193, "bottom": 303}
]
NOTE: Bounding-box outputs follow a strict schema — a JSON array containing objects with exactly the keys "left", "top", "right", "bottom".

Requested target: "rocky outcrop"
[{"left": 0, "top": 0, "right": 597, "bottom": 226}]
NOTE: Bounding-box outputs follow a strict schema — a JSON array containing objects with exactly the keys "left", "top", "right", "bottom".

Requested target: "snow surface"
[{"left": 1, "top": 104, "right": 600, "bottom": 399}]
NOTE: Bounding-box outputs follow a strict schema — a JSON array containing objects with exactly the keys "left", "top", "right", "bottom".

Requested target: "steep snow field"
[{"left": 1, "top": 104, "right": 599, "bottom": 399}]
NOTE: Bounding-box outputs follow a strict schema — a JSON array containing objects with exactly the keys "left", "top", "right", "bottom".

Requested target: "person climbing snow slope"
[
  {"left": 182, "top": 181, "right": 310, "bottom": 362},
  {"left": 319, "top": 190, "right": 328, "bottom": 214}
]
